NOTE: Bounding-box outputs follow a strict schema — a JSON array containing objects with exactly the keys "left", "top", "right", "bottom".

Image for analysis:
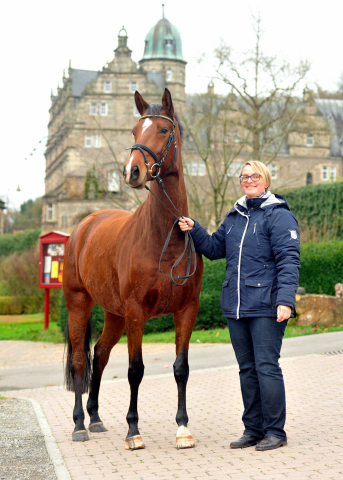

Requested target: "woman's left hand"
[{"left": 277, "top": 305, "right": 292, "bottom": 323}]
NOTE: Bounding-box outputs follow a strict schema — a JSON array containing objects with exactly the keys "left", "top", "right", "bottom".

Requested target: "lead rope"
[{"left": 145, "top": 181, "right": 197, "bottom": 286}]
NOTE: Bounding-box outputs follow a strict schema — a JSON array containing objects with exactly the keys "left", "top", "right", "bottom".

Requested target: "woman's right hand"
[{"left": 178, "top": 216, "right": 194, "bottom": 232}]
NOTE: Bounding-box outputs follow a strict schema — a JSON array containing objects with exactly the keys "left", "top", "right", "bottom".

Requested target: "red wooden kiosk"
[{"left": 39, "top": 231, "right": 70, "bottom": 330}]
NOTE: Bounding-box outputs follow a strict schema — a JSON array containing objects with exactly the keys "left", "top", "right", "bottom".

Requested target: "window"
[
  {"left": 165, "top": 39, "right": 173, "bottom": 48},
  {"left": 330, "top": 166, "right": 336, "bottom": 181},
  {"left": 61, "top": 215, "right": 68, "bottom": 228},
  {"left": 94, "top": 134, "right": 101, "bottom": 148},
  {"left": 85, "top": 134, "right": 92, "bottom": 147},
  {"left": 322, "top": 166, "right": 328, "bottom": 181},
  {"left": 130, "top": 81, "right": 138, "bottom": 93},
  {"left": 179, "top": 71, "right": 183, "bottom": 83},
  {"left": 269, "top": 164, "right": 277, "bottom": 180},
  {"left": 46, "top": 203, "right": 54, "bottom": 221},
  {"left": 89, "top": 102, "right": 97, "bottom": 115},
  {"left": 103, "top": 81, "right": 112, "bottom": 93},
  {"left": 306, "top": 172, "right": 313, "bottom": 185},
  {"left": 184, "top": 160, "right": 206, "bottom": 176},
  {"left": 227, "top": 162, "right": 242, "bottom": 177},
  {"left": 100, "top": 103, "right": 108, "bottom": 116},
  {"left": 233, "top": 131, "right": 240, "bottom": 143},
  {"left": 166, "top": 69, "right": 173, "bottom": 82},
  {"left": 306, "top": 134, "right": 314, "bottom": 147},
  {"left": 108, "top": 170, "right": 120, "bottom": 192},
  {"left": 133, "top": 105, "right": 140, "bottom": 117}
]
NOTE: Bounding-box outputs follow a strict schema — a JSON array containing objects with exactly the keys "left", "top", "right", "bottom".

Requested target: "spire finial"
[{"left": 162, "top": 3, "right": 164, "bottom": 18}]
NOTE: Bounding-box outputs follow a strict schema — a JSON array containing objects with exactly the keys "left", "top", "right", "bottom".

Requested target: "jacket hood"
[{"left": 234, "top": 192, "right": 289, "bottom": 212}]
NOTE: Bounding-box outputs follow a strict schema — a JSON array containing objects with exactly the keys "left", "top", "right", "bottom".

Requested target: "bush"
[
  {"left": 300, "top": 240, "right": 343, "bottom": 295},
  {"left": 0, "top": 229, "right": 40, "bottom": 258},
  {"left": 0, "top": 246, "right": 60, "bottom": 321},
  {"left": 0, "top": 296, "right": 25, "bottom": 315},
  {"left": 277, "top": 182, "right": 343, "bottom": 242}
]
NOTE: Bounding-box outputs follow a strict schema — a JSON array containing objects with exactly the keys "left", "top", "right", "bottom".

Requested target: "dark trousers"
[{"left": 227, "top": 317, "right": 288, "bottom": 441}]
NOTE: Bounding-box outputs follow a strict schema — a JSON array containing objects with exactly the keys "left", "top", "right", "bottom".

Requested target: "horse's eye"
[
  {"left": 132, "top": 131, "right": 134, "bottom": 136},
  {"left": 160, "top": 128, "right": 168, "bottom": 134}
]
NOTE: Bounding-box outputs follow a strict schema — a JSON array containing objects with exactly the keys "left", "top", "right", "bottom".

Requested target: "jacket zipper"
[
  {"left": 253, "top": 223, "right": 260, "bottom": 245},
  {"left": 227, "top": 224, "right": 234, "bottom": 235},
  {"left": 235, "top": 208, "right": 250, "bottom": 320}
]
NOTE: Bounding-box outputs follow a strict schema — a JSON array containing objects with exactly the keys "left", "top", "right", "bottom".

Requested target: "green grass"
[{"left": 0, "top": 320, "right": 343, "bottom": 343}]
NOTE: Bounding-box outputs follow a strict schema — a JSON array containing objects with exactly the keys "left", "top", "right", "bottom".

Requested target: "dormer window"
[
  {"left": 165, "top": 39, "right": 173, "bottom": 48},
  {"left": 130, "top": 81, "right": 138, "bottom": 93},
  {"left": 103, "top": 81, "right": 112, "bottom": 93},
  {"left": 166, "top": 69, "right": 173, "bottom": 82},
  {"left": 306, "top": 134, "right": 314, "bottom": 147}
]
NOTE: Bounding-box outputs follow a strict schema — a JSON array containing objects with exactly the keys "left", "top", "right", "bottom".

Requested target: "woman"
[{"left": 179, "top": 160, "right": 300, "bottom": 451}]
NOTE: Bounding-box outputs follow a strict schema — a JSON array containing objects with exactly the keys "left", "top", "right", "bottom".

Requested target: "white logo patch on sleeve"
[{"left": 289, "top": 230, "right": 298, "bottom": 239}]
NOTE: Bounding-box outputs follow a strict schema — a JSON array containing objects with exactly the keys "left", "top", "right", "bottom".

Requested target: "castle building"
[{"left": 42, "top": 15, "right": 186, "bottom": 232}]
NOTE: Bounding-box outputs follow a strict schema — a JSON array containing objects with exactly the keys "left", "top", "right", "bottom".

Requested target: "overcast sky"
[{"left": 2, "top": 0, "right": 342, "bottom": 211}]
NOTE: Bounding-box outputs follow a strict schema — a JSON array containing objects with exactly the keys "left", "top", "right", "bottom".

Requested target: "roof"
[
  {"left": 315, "top": 99, "right": 343, "bottom": 157},
  {"left": 140, "top": 17, "right": 185, "bottom": 63},
  {"left": 71, "top": 69, "right": 98, "bottom": 97}
]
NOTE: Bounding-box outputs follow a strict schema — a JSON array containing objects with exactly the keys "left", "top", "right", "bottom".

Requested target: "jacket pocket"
[
  {"left": 220, "top": 279, "right": 235, "bottom": 312},
  {"left": 245, "top": 278, "right": 272, "bottom": 309}
]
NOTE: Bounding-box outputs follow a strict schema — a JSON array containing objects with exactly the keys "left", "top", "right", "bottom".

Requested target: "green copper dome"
[{"left": 140, "top": 17, "right": 186, "bottom": 63}]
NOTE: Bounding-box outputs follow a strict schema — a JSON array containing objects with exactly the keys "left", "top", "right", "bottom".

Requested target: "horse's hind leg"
[
  {"left": 173, "top": 304, "right": 199, "bottom": 449},
  {"left": 125, "top": 314, "right": 146, "bottom": 450},
  {"left": 65, "top": 293, "right": 94, "bottom": 442},
  {"left": 87, "top": 311, "right": 125, "bottom": 432}
]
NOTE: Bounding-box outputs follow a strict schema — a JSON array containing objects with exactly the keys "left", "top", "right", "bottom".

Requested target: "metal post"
[{"left": 44, "top": 288, "right": 50, "bottom": 330}]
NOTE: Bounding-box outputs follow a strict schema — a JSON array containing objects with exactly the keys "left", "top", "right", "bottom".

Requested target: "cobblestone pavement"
[{"left": 4, "top": 348, "right": 343, "bottom": 479}]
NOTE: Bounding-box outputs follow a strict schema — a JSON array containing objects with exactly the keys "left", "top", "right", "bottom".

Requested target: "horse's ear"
[
  {"left": 135, "top": 91, "right": 150, "bottom": 115},
  {"left": 162, "top": 88, "right": 175, "bottom": 118}
]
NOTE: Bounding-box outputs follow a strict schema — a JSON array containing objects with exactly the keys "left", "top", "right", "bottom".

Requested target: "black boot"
[{"left": 230, "top": 434, "right": 262, "bottom": 449}]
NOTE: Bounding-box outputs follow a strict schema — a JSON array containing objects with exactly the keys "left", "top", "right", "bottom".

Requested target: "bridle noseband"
[
  {"left": 126, "top": 115, "right": 177, "bottom": 185},
  {"left": 124, "top": 114, "right": 197, "bottom": 286}
]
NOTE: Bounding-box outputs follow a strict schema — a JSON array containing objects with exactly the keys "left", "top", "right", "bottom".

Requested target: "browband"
[{"left": 140, "top": 114, "right": 175, "bottom": 125}]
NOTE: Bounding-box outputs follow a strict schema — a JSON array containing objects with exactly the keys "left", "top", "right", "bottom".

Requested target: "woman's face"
[{"left": 240, "top": 165, "right": 269, "bottom": 198}]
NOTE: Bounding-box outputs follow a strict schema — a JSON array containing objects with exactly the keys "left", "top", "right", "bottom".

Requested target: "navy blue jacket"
[{"left": 190, "top": 193, "right": 301, "bottom": 319}]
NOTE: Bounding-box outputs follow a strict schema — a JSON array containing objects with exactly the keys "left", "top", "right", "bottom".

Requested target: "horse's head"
[{"left": 123, "top": 89, "right": 177, "bottom": 189}]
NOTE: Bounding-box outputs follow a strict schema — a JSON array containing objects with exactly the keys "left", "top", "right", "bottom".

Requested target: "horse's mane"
[{"left": 144, "top": 104, "right": 184, "bottom": 145}]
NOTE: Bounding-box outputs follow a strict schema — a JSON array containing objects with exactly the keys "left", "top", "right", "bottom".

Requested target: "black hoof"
[
  {"left": 72, "top": 429, "right": 89, "bottom": 442},
  {"left": 89, "top": 422, "right": 108, "bottom": 433}
]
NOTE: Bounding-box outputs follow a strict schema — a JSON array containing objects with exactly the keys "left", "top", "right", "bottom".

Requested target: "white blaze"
[
  {"left": 125, "top": 155, "right": 134, "bottom": 181},
  {"left": 142, "top": 118, "right": 152, "bottom": 134}
]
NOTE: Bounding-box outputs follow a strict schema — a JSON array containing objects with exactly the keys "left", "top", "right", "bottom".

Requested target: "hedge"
[
  {"left": 0, "top": 229, "right": 41, "bottom": 258},
  {"left": 277, "top": 182, "right": 343, "bottom": 240},
  {"left": 58, "top": 240, "right": 343, "bottom": 335}
]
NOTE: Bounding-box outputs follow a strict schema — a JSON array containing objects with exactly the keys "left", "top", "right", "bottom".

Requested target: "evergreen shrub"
[{"left": 0, "top": 229, "right": 41, "bottom": 258}]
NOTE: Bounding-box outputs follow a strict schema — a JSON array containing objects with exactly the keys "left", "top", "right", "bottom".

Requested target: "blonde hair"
[{"left": 239, "top": 161, "right": 271, "bottom": 190}]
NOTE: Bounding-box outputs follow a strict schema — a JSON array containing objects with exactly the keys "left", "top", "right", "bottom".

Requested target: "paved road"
[{"left": 1, "top": 331, "right": 342, "bottom": 391}]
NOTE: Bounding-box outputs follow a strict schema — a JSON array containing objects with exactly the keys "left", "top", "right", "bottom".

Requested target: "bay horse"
[{"left": 63, "top": 88, "right": 203, "bottom": 450}]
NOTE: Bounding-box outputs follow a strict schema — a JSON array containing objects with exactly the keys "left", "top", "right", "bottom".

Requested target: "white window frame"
[
  {"left": 108, "top": 170, "right": 120, "bottom": 192},
  {"left": 166, "top": 69, "right": 173, "bottom": 82},
  {"left": 103, "top": 81, "right": 112, "bottom": 93},
  {"left": 89, "top": 102, "right": 97, "bottom": 116},
  {"left": 94, "top": 134, "right": 101, "bottom": 148},
  {"left": 100, "top": 103, "right": 108, "bottom": 116},
  {"left": 322, "top": 166, "right": 328, "bottom": 181},
  {"left": 330, "top": 166, "right": 336, "bottom": 181},
  {"left": 85, "top": 134, "right": 92, "bottom": 148},
  {"left": 133, "top": 105, "right": 140, "bottom": 117},
  {"left": 306, "top": 134, "right": 314, "bottom": 147},
  {"left": 46, "top": 203, "right": 54, "bottom": 221},
  {"left": 269, "top": 164, "right": 277, "bottom": 180},
  {"left": 129, "top": 81, "right": 138, "bottom": 93}
]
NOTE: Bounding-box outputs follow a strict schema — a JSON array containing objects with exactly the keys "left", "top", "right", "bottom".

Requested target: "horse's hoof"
[
  {"left": 72, "top": 429, "right": 89, "bottom": 442},
  {"left": 176, "top": 425, "right": 195, "bottom": 449},
  {"left": 125, "top": 435, "right": 145, "bottom": 450},
  {"left": 89, "top": 421, "right": 108, "bottom": 433}
]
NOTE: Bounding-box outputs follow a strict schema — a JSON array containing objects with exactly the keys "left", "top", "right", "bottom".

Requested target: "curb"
[{"left": 23, "top": 397, "right": 71, "bottom": 480}]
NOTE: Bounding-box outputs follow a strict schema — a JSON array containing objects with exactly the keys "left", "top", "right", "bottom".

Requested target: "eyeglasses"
[{"left": 239, "top": 174, "right": 262, "bottom": 183}]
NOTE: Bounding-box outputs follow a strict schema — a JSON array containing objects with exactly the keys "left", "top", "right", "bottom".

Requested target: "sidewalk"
[{"left": 5, "top": 349, "right": 343, "bottom": 479}]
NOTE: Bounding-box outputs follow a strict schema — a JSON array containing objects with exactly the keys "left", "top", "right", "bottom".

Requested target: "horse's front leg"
[
  {"left": 125, "top": 314, "right": 146, "bottom": 450},
  {"left": 173, "top": 303, "right": 199, "bottom": 449}
]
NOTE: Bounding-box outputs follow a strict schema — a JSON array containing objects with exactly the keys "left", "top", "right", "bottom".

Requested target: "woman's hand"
[
  {"left": 178, "top": 216, "right": 194, "bottom": 232},
  {"left": 277, "top": 305, "right": 292, "bottom": 323}
]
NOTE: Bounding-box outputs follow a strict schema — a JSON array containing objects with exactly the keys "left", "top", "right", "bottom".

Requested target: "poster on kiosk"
[{"left": 39, "top": 231, "right": 70, "bottom": 329}]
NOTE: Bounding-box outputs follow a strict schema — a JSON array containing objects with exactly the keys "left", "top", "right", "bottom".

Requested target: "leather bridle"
[{"left": 125, "top": 114, "right": 197, "bottom": 286}]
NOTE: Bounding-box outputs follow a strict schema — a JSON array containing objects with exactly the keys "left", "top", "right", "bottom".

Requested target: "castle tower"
[{"left": 139, "top": 10, "right": 186, "bottom": 108}]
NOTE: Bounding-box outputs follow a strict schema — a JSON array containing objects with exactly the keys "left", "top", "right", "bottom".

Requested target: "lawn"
[{"left": 0, "top": 315, "right": 343, "bottom": 343}]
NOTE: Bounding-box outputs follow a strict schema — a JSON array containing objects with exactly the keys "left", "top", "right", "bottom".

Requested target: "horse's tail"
[{"left": 64, "top": 314, "right": 93, "bottom": 394}]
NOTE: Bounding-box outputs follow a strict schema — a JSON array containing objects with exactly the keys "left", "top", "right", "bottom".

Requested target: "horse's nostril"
[{"left": 131, "top": 165, "right": 140, "bottom": 181}]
